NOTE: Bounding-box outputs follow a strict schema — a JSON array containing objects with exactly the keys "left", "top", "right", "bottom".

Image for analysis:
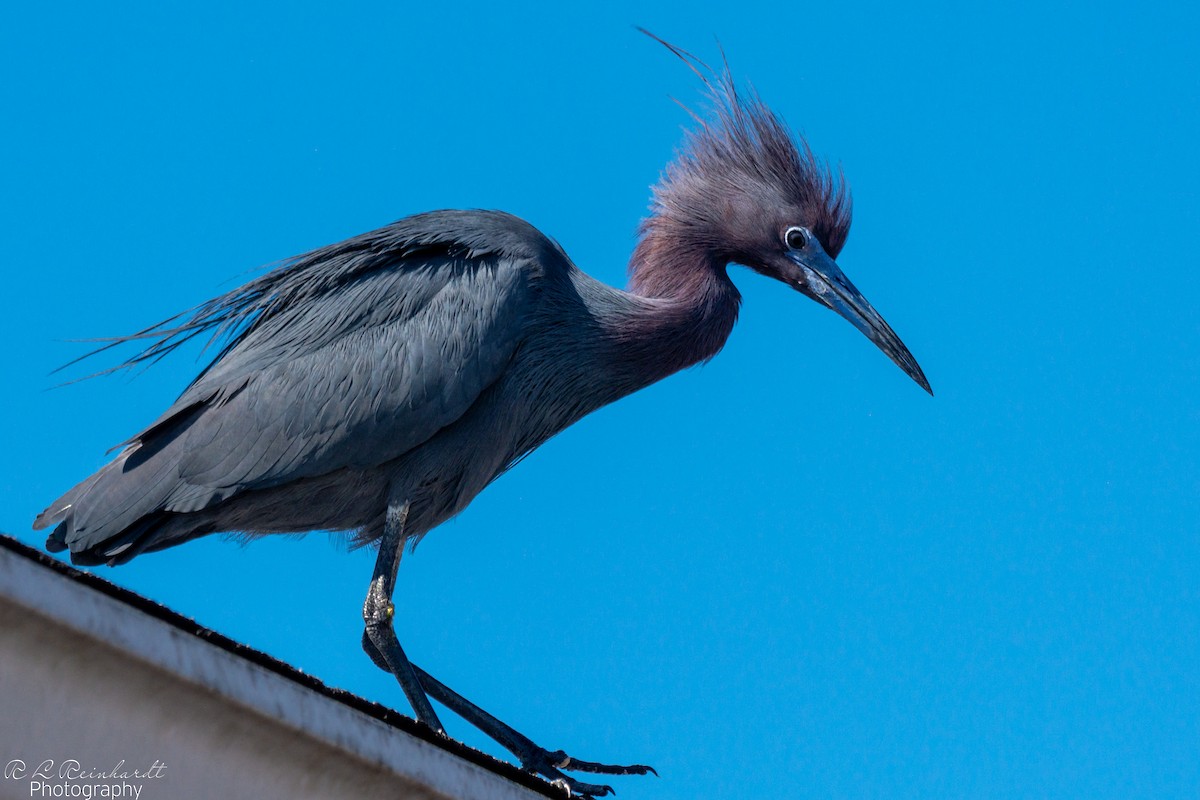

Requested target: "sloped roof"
[{"left": 0, "top": 534, "right": 560, "bottom": 800}]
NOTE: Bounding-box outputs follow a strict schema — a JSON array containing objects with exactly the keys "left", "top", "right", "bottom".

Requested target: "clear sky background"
[{"left": 2, "top": 2, "right": 1198, "bottom": 798}]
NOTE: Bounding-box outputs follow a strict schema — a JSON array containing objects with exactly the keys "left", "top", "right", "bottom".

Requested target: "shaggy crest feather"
[{"left": 638, "top": 31, "right": 852, "bottom": 260}]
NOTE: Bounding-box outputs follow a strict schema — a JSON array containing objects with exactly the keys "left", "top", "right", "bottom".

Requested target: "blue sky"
[{"left": 3, "top": 2, "right": 1198, "bottom": 798}]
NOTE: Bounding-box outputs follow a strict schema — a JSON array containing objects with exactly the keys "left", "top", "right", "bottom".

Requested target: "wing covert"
[{"left": 169, "top": 252, "right": 533, "bottom": 491}]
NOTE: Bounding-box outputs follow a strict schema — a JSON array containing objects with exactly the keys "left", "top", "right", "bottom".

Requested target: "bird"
[{"left": 35, "top": 33, "right": 930, "bottom": 799}]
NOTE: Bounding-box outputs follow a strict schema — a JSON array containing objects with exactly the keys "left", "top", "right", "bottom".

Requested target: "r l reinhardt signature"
[{"left": 4, "top": 759, "right": 167, "bottom": 781}]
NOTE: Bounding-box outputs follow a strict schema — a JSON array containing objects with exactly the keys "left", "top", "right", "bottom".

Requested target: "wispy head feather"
[{"left": 638, "top": 30, "right": 852, "bottom": 259}]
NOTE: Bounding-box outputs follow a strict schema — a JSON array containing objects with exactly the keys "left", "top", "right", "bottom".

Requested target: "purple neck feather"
[{"left": 616, "top": 219, "right": 741, "bottom": 379}]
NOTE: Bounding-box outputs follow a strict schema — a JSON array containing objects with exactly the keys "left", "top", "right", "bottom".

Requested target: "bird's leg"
[
  {"left": 359, "top": 503, "right": 653, "bottom": 796},
  {"left": 362, "top": 500, "right": 445, "bottom": 734},
  {"left": 360, "top": 637, "right": 654, "bottom": 799}
]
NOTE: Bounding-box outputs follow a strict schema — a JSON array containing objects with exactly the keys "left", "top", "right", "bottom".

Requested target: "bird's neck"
[{"left": 616, "top": 222, "right": 741, "bottom": 376}]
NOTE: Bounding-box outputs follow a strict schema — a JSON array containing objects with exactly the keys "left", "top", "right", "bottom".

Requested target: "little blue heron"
[{"left": 35, "top": 34, "right": 930, "bottom": 798}]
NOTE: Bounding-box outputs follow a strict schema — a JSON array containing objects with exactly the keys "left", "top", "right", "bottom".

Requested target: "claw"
[{"left": 550, "top": 776, "right": 615, "bottom": 798}]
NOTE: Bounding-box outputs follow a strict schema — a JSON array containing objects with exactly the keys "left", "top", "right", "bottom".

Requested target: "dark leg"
[
  {"left": 362, "top": 500, "right": 445, "bottom": 734},
  {"left": 362, "top": 631, "right": 654, "bottom": 799}
]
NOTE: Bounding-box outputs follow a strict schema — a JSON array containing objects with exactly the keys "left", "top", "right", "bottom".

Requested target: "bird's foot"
[
  {"left": 518, "top": 746, "right": 657, "bottom": 798},
  {"left": 405, "top": 663, "right": 655, "bottom": 796}
]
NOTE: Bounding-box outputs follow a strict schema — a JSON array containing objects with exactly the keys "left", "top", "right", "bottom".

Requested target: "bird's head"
[{"left": 641, "top": 33, "right": 931, "bottom": 395}]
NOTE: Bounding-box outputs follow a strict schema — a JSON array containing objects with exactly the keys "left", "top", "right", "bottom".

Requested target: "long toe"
[
  {"left": 548, "top": 775, "right": 615, "bottom": 799},
  {"left": 545, "top": 750, "right": 657, "bottom": 776}
]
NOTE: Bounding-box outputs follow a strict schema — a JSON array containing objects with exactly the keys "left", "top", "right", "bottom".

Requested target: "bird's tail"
[
  {"left": 37, "top": 452, "right": 154, "bottom": 565},
  {"left": 35, "top": 431, "right": 214, "bottom": 567}
]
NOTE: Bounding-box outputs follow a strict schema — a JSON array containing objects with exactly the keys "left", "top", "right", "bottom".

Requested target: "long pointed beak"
[{"left": 789, "top": 248, "right": 932, "bottom": 395}]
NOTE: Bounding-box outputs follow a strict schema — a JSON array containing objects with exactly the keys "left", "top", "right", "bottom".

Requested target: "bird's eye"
[{"left": 785, "top": 226, "right": 809, "bottom": 250}]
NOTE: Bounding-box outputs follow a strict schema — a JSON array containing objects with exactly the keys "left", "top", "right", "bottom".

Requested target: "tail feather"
[
  {"left": 45, "top": 521, "right": 68, "bottom": 552},
  {"left": 35, "top": 413, "right": 226, "bottom": 566},
  {"left": 34, "top": 456, "right": 127, "bottom": 532},
  {"left": 75, "top": 511, "right": 177, "bottom": 566}
]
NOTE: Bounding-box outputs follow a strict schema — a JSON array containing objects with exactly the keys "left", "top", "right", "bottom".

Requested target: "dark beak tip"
[{"left": 907, "top": 364, "right": 933, "bottom": 396}]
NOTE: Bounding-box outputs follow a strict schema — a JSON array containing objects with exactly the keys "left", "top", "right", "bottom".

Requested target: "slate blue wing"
[{"left": 36, "top": 211, "right": 546, "bottom": 558}]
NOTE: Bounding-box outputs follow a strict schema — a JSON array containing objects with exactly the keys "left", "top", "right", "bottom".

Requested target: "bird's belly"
[
  {"left": 206, "top": 466, "right": 391, "bottom": 536},
  {"left": 383, "top": 361, "right": 617, "bottom": 541}
]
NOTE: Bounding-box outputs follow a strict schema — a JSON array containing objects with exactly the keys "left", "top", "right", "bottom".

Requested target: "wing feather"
[
  {"left": 38, "top": 211, "right": 554, "bottom": 552},
  {"left": 171, "top": 253, "right": 534, "bottom": 491}
]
